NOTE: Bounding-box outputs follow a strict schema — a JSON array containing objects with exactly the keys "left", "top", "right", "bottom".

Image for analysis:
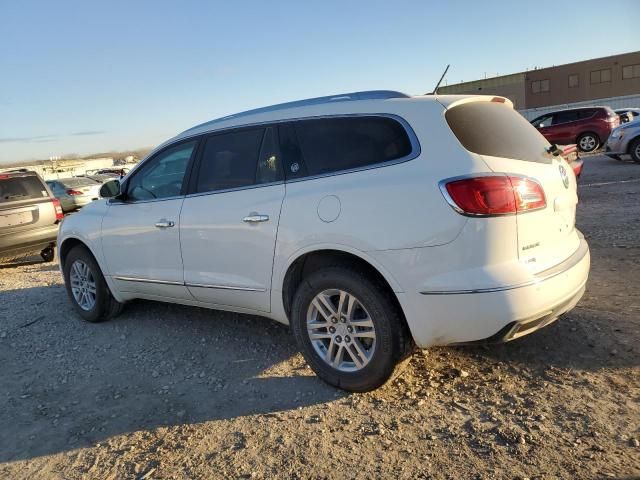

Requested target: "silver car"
[
  {"left": 46, "top": 177, "right": 102, "bottom": 212},
  {"left": 605, "top": 119, "right": 640, "bottom": 163}
]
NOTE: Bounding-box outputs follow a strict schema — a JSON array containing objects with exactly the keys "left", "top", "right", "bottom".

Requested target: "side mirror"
[{"left": 100, "top": 179, "right": 121, "bottom": 199}]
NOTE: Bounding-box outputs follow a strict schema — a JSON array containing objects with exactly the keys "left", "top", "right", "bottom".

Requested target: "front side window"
[
  {"left": 196, "top": 127, "right": 276, "bottom": 193},
  {"left": 292, "top": 116, "right": 412, "bottom": 177},
  {"left": 532, "top": 114, "right": 553, "bottom": 128},
  {"left": 126, "top": 140, "right": 196, "bottom": 202}
]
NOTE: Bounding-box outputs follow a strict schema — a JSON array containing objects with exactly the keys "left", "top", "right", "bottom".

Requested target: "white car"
[{"left": 57, "top": 91, "right": 590, "bottom": 391}]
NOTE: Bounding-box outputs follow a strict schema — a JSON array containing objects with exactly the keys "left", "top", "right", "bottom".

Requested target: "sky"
[{"left": 1, "top": 0, "right": 638, "bottom": 164}]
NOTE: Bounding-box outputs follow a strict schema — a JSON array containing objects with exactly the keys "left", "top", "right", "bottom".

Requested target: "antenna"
[{"left": 430, "top": 64, "right": 450, "bottom": 95}]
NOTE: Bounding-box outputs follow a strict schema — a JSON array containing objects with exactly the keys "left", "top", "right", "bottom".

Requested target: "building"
[{"left": 438, "top": 51, "right": 640, "bottom": 119}]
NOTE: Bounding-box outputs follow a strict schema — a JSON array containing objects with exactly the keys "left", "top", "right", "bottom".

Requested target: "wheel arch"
[{"left": 280, "top": 247, "right": 405, "bottom": 321}]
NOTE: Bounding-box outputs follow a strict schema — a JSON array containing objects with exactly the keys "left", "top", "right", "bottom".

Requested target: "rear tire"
[
  {"left": 629, "top": 138, "right": 640, "bottom": 163},
  {"left": 40, "top": 246, "right": 55, "bottom": 262},
  {"left": 577, "top": 132, "right": 600, "bottom": 152},
  {"left": 63, "top": 245, "right": 123, "bottom": 322},
  {"left": 290, "top": 266, "right": 413, "bottom": 392}
]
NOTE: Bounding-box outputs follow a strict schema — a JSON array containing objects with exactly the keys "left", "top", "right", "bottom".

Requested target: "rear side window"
[
  {"left": 0, "top": 176, "right": 48, "bottom": 203},
  {"left": 196, "top": 127, "right": 281, "bottom": 193},
  {"left": 577, "top": 109, "right": 597, "bottom": 119},
  {"left": 554, "top": 111, "right": 579, "bottom": 124},
  {"left": 293, "top": 116, "right": 412, "bottom": 177},
  {"left": 446, "top": 101, "right": 551, "bottom": 163}
]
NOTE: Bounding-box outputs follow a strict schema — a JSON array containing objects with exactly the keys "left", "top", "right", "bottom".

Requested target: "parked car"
[
  {"left": 57, "top": 91, "right": 590, "bottom": 392},
  {"left": 558, "top": 144, "right": 584, "bottom": 178},
  {"left": 530, "top": 106, "right": 619, "bottom": 152},
  {"left": 46, "top": 177, "right": 103, "bottom": 212},
  {"left": 605, "top": 121, "right": 640, "bottom": 163},
  {"left": 615, "top": 108, "right": 640, "bottom": 124},
  {"left": 94, "top": 168, "right": 129, "bottom": 177},
  {"left": 0, "top": 171, "right": 63, "bottom": 262}
]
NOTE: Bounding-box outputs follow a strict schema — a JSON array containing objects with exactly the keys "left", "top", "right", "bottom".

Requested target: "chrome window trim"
[
  {"left": 108, "top": 195, "right": 184, "bottom": 206},
  {"left": 420, "top": 234, "right": 588, "bottom": 295},
  {"left": 128, "top": 113, "right": 420, "bottom": 199}
]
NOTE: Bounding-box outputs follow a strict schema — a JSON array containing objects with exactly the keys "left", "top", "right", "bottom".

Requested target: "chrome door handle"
[
  {"left": 155, "top": 220, "right": 175, "bottom": 228},
  {"left": 243, "top": 214, "right": 269, "bottom": 223}
]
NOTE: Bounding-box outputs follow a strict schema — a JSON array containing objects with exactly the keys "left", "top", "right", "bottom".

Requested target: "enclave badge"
[{"left": 559, "top": 164, "right": 569, "bottom": 189}]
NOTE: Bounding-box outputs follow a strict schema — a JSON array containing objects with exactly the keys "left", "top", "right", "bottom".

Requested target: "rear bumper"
[
  {"left": 395, "top": 234, "right": 590, "bottom": 348},
  {"left": 0, "top": 224, "right": 59, "bottom": 259}
]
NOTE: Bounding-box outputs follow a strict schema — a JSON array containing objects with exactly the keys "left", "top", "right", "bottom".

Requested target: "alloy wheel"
[
  {"left": 579, "top": 135, "right": 597, "bottom": 151},
  {"left": 70, "top": 260, "right": 97, "bottom": 311},
  {"left": 306, "top": 289, "right": 376, "bottom": 372}
]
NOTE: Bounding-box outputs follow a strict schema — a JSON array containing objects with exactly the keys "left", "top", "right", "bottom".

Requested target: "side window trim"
[
  {"left": 119, "top": 137, "right": 200, "bottom": 204},
  {"left": 179, "top": 113, "right": 420, "bottom": 194}
]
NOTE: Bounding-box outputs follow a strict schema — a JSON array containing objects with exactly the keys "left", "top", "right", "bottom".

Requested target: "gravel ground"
[{"left": 0, "top": 154, "right": 639, "bottom": 480}]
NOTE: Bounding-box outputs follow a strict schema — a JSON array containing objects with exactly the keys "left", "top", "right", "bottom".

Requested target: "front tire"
[
  {"left": 63, "top": 245, "right": 123, "bottom": 322},
  {"left": 629, "top": 138, "right": 640, "bottom": 163},
  {"left": 290, "top": 266, "right": 413, "bottom": 392},
  {"left": 577, "top": 132, "right": 600, "bottom": 152}
]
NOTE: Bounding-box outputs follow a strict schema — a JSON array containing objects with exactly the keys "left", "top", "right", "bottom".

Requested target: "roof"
[{"left": 180, "top": 90, "right": 410, "bottom": 137}]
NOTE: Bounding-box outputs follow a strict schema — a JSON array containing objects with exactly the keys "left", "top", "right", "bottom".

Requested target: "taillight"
[
  {"left": 67, "top": 189, "right": 83, "bottom": 195},
  {"left": 440, "top": 175, "right": 546, "bottom": 216},
  {"left": 52, "top": 198, "right": 64, "bottom": 221}
]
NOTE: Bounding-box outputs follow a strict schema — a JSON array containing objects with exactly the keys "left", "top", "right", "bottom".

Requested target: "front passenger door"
[{"left": 101, "top": 139, "right": 198, "bottom": 299}]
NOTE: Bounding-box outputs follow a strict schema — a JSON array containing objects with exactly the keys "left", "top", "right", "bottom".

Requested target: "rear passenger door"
[
  {"left": 550, "top": 111, "right": 580, "bottom": 144},
  {"left": 180, "top": 126, "right": 285, "bottom": 312}
]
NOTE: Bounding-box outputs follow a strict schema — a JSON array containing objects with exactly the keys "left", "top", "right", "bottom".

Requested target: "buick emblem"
[
  {"left": 559, "top": 164, "right": 569, "bottom": 189},
  {"left": 290, "top": 162, "right": 300, "bottom": 173}
]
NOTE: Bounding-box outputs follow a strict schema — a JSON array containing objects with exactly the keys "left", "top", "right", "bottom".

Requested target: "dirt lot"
[{"left": 1, "top": 154, "right": 639, "bottom": 480}]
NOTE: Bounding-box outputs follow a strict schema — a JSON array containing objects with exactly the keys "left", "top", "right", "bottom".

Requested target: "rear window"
[
  {"left": 0, "top": 175, "right": 49, "bottom": 203},
  {"left": 446, "top": 101, "right": 551, "bottom": 163},
  {"left": 60, "top": 177, "right": 99, "bottom": 188},
  {"left": 293, "top": 116, "right": 412, "bottom": 177}
]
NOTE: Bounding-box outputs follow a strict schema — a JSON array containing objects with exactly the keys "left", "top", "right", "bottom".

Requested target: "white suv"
[{"left": 58, "top": 91, "right": 590, "bottom": 391}]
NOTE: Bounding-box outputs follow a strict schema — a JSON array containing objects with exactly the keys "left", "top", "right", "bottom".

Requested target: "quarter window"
[
  {"left": 622, "top": 64, "right": 640, "bottom": 79},
  {"left": 292, "top": 116, "right": 412, "bottom": 177},
  {"left": 126, "top": 140, "right": 196, "bottom": 202},
  {"left": 196, "top": 127, "right": 279, "bottom": 193}
]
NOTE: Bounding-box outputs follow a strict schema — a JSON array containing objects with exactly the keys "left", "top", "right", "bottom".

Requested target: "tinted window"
[
  {"left": 532, "top": 114, "right": 553, "bottom": 128},
  {"left": 0, "top": 176, "right": 48, "bottom": 203},
  {"left": 196, "top": 128, "right": 266, "bottom": 193},
  {"left": 447, "top": 101, "right": 551, "bottom": 163},
  {"left": 554, "top": 111, "right": 579, "bottom": 124},
  {"left": 278, "top": 123, "right": 307, "bottom": 179},
  {"left": 126, "top": 140, "right": 196, "bottom": 201},
  {"left": 577, "top": 109, "right": 597, "bottom": 119},
  {"left": 293, "top": 116, "right": 412, "bottom": 177},
  {"left": 256, "top": 127, "right": 282, "bottom": 184}
]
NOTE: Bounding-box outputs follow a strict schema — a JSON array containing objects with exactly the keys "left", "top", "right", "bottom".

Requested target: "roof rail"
[{"left": 184, "top": 90, "right": 410, "bottom": 134}]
